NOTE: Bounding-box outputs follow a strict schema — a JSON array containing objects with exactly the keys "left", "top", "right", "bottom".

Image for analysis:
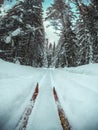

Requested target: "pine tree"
[
  {"left": 46, "top": 0, "right": 67, "bottom": 31},
  {"left": 46, "top": 0, "right": 77, "bottom": 67},
  {"left": 0, "top": 0, "right": 45, "bottom": 67},
  {"left": 47, "top": 43, "right": 53, "bottom": 67},
  {"left": 90, "top": 0, "right": 98, "bottom": 62},
  {"left": 73, "top": 0, "right": 98, "bottom": 63},
  {"left": 49, "top": 42, "right": 55, "bottom": 67},
  {"left": 75, "top": 18, "right": 93, "bottom": 65}
]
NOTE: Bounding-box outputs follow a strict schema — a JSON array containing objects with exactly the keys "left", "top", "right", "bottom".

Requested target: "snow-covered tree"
[
  {"left": 73, "top": 0, "right": 98, "bottom": 64},
  {"left": 46, "top": 0, "right": 77, "bottom": 67},
  {"left": 75, "top": 18, "right": 93, "bottom": 65},
  {"left": 47, "top": 43, "right": 53, "bottom": 67},
  {"left": 90, "top": 0, "right": 98, "bottom": 62},
  {"left": 0, "top": 0, "right": 45, "bottom": 67}
]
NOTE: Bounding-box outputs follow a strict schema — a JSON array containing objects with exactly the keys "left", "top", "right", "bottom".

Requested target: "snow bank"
[
  {"left": 65, "top": 63, "right": 98, "bottom": 75},
  {"left": 0, "top": 59, "right": 46, "bottom": 79},
  {"left": 4, "top": 36, "right": 11, "bottom": 43}
]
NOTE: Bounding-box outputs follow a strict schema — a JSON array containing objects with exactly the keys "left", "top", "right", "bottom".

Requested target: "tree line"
[{"left": 0, "top": 0, "right": 98, "bottom": 68}]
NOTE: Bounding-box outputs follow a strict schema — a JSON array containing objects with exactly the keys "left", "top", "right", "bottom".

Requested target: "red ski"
[
  {"left": 15, "top": 83, "right": 39, "bottom": 130},
  {"left": 53, "top": 87, "right": 71, "bottom": 130},
  {"left": 31, "top": 82, "right": 39, "bottom": 101}
]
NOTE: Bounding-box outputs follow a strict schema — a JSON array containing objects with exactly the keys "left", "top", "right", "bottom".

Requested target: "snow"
[
  {"left": 0, "top": 59, "right": 98, "bottom": 130},
  {"left": 27, "top": 73, "right": 63, "bottom": 130},
  {"left": 26, "top": 24, "right": 34, "bottom": 29},
  {"left": 5, "top": 36, "right": 11, "bottom": 43},
  {"left": 11, "top": 28, "right": 21, "bottom": 36},
  {"left": 51, "top": 68, "right": 98, "bottom": 130},
  {"left": 11, "top": 16, "right": 23, "bottom": 22},
  {"left": 1, "top": 0, "right": 16, "bottom": 13},
  {"left": 4, "top": 28, "right": 21, "bottom": 44}
]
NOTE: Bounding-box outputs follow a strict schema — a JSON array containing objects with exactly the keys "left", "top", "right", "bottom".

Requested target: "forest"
[{"left": 0, "top": 0, "right": 98, "bottom": 68}]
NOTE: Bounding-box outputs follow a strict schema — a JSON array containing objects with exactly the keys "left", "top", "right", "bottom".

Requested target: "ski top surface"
[
  {"left": 15, "top": 84, "right": 71, "bottom": 130},
  {"left": 53, "top": 87, "right": 71, "bottom": 130},
  {"left": 15, "top": 83, "right": 39, "bottom": 130}
]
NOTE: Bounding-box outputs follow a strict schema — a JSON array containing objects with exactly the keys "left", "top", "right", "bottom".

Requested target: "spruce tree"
[
  {"left": 0, "top": 0, "right": 45, "bottom": 67},
  {"left": 74, "top": 0, "right": 98, "bottom": 63},
  {"left": 46, "top": 0, "right": 77, "bottom": 67},
  {"left": 91, "top": 0, "right": 98, "bottom": 62},
  {"left": 75, "top": 18, "right": 92, "bottom": 65}
]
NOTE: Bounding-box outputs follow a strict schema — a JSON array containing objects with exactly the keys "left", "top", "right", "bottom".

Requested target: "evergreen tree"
[
  {"left": 0, "top": 0, "right": 45, "bottom": 67},
  {"left": 90, "top": 0, "right": 98, "bottom": 62},
  {"left": 75, "top": 18, "right": 93, "bottom": 65},
  {"left": 46, "top": 0, "right": 77, "bottom": 67},
  {"left": 49, "top": 42, "right": 56, "bottom": 67},
  {"left": 47, "top": 43, "right": 53, "bottom": 67},
  {"left": 73, "top": 0, "right": 98, "bottom": 63}
]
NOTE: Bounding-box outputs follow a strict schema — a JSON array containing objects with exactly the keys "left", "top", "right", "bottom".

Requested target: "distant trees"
[
  {"left": 46, "top": 0, "right": 77, "bottom": 67},
  {"left": 0, "top": 0, "right": 45, "bottom": 67},
  {"left": 44, "top": 39, "right": 55, "bottom": 67}
]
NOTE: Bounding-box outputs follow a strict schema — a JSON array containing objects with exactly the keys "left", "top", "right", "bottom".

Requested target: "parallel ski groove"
[{"left": 53, "top": 87, "right": 71, "bottom": 130}]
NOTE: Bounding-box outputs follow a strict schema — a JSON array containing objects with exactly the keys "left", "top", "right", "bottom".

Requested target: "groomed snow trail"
[
  {"left": 0, "top": 68, "right": 48, "bottom": 130},
  {"left": 1, "top": 60, "right": 98, "bottom": 130},
  {"left": 50, "top": 69, "right": 98, "bottom": 130},
  {"left": 26, "top": 72, "right": 63, "bottom": 130}
]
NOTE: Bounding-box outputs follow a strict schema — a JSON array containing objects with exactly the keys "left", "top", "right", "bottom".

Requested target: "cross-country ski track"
[
  {"left": 0, "top": 60, "right": 98, "bottom": 130},
  {"left": 14, "top": 72, "right": 71, "bottom": 130}
]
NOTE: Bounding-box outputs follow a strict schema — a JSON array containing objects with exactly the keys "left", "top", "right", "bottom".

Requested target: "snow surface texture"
[{"left": 0, "top": 59, "right": 98, "bottom": 130}]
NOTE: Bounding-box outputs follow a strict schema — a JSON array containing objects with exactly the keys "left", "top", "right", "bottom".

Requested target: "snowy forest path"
[
  {"left": 13, "top": 70, "right": 71, "bottom": 130},
  {"left": 26, "top": 72, "right": 63, "bottom": 130},
  {"left": 25, "top": 71, "right": 70, "bottom": 130},
  {"left": 14, "top": 72, "right": 48, "bottom": 130}
]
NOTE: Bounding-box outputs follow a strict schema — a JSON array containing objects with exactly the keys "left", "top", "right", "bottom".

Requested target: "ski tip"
[{"left": 36, "top": 82, "right": 39, "bottom": 86}]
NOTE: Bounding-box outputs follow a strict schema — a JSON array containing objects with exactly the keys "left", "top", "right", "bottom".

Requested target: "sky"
[{"left": 43, "top": 0, "right": 53, "bottom": 10}]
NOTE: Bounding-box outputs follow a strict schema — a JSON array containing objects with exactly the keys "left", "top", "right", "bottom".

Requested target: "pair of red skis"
[{"left": 17, "top": 83, "right": 71, "bottom": 130}]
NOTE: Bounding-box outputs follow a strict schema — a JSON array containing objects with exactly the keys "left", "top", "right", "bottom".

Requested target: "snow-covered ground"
[{"left": 0, "top": 59, "right": 98, "bottom": 130}]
